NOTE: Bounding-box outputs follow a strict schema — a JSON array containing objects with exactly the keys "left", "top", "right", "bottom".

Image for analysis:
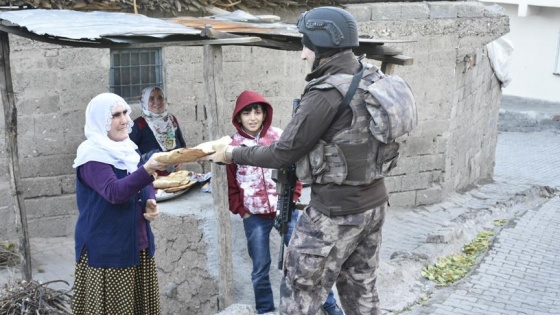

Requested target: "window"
[{"left": 110, "top": 48, "right": 163, "bottom": 100}]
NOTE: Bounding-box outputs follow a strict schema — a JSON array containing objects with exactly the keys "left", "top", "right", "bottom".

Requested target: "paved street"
[
  {"left": 494, "top": 131, "right": 560, "bottom": 188},
  {"left": 404, "top": 129, "right": 560, "bottom": 315}
]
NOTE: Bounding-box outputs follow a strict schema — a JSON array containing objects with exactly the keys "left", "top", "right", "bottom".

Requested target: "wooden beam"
[
  {"left": 375, "top": 55, "right": 414, "bottom": 75},
  {"left": 0, "top": 31, "right": 32, "bottom": 282},
  {"left": 203, "top": 43, "right": 233, "bottom": 310},
  {"left": 371, "top": 54, "right": 414, "bottom": 66},
  {"left": 119, "top": 37, "right": 262, "bottom": 49}
]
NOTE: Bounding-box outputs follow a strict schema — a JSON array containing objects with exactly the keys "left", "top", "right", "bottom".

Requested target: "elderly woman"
[
  {"left": 130, "top": 86, "right": 186, "bottom": 156},
  {"left": 72, "top": 93, "right": 171, "bottom": 315}
]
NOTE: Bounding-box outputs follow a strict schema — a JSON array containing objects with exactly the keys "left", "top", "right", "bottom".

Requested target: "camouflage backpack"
[
  {"left": 296, "top": 61, "right": 417, "bottom": 186},
  {"left": 363, "top": 68, "right": 417, "bottom": 144},
  {"left": 322, "top": 60, "right": 417, "bottom": 145}
]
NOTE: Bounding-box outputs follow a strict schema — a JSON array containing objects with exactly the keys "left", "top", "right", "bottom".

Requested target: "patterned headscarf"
[
  {"left": 73, "top": 93, "right": 139, "bottom": 173},
  {"left": 140, "top": 86, "right": 176, "bottom": 151}
]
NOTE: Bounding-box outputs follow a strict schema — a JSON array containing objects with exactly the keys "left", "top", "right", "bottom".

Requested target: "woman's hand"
[
  {"left": 144, "top": 199, "right": 159, "bottom": 222},
  {"left": 143, "top": 152, "right": 170, "bottom": 175}
]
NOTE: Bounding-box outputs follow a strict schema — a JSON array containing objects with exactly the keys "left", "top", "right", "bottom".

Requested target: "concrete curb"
[{"left": 499, "top": 95, "right": 560, "bottom": 132}]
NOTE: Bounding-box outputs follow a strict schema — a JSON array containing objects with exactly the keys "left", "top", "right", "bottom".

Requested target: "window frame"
[{"left": 109, "top": 48, "right": 164, "bottom": 101}]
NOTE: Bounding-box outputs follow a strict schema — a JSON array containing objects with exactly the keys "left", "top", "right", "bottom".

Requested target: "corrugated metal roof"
[
  {"left": 0, "top": 9, "right": 200, "bottom": 40},
  {"left": 0, "top": 9, "right": 411, "bottom": 58}
]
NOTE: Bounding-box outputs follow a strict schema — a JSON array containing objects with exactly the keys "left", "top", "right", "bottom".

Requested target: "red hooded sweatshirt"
[{"left": 226, "top": 91, "right": 302, "bottom": 219}]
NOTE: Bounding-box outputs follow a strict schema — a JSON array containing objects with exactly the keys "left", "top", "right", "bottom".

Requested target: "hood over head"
[{"left": 232, "top": 90, "right": 273, "bottom": 139}]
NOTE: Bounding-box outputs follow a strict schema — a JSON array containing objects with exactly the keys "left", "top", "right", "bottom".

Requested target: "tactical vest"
[{"left": 296, "top": 64, "right": 400, "bottom": 185}]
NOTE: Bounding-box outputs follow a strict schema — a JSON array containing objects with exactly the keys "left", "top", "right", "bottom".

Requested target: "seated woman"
[{"left": 130, "top": 86, "right": 186, "bottom": 175}]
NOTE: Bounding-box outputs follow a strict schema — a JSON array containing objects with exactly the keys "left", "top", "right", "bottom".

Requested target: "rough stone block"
[
  {"left": 435, "top": 136, "right": 448, "bottom": 154},
  {"left": 20, "top": 154, "right": 75, "bottom": 178},
  {"left": 13, "top": 70, "right": 59, "bottom": 94},
  {"left": 395, "top": 155, "right": 444, "bottom": 176},
  {"left": 483, "top": 3, "right": 507, "bottom": 18},
  {"left": 20, "top": 116, "right": 74, "bottom": 157},
  {"left": 429, "top": 2, "right": 458, "bottom": 19},
  {"left": 0, "top": 205, "right": 16, "bottom": 238},
  {"left": 418, "top": 119, "right": 449, "bottom": 138},
  {"left": 389, "top": 190, "right": 416, "bottom": 207},
  {"left": 457, "top": 2, "right": 485, "bottom": 18},
  {"left": 427, "top": 227, "right": 455, "bottom": 243},
  {"left": 405, "top": 136, "right": 436, "bottom": 156},
  {"left": 27, "top": 214, "right": 75, "bottom": 238},
  {"left": 21, "top": 176, "right": 63, "bottom": 198},
  {"left": 385, "top": 175, "right": 403, "bottom": 193},
  {"left": 153, "top": 192, "right": 220, "bottom": 315},
  {"left": 371, "top": 3, "right": 402, "bottom": 21},
  {"left": 346, "top": 4, "right": 373, "bottom": 22},
  {"left": 25, "top": 194, "right": 77, "bottom": 218},
  {"left": 418, "top": 101, "right": 453, "bottom": 122},
  {"left": 57, "top": 68, "right": 108, "bottom": 96},
  {"left": 417, "top": 186, "right": 444, "bottom": 205},
  {"left": 17, "top": 94, "right": 60, "bottom": 116},
  {"left": 402, "top": 3, "right": 430, "bottom": 20},
  {"left": 402, "top": 172, "right": 432, "bottom": 191},
  {"left": 60, "top": 175, "right": 76, "bottom": 194},
  {"left": 0, "top": 182, "right": 13, "bottom": 208}
]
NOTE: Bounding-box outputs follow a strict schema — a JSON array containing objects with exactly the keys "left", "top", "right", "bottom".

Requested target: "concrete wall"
[
  {"left": 0, "top": 2, "right": 508, "bottom": 239},
  {"left": 480, "top": 1, "right": 560, "bottom": 103}
]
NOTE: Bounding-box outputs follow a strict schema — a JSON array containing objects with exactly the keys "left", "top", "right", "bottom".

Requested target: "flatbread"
[
  {"left": 155, "top": 136, "right": 232, "bottom": 164},
  {"left": 153, "top": 170, "right": 192, "bottom": 189},
  {"left": 154, "top": 148, "right": 214, "bottom": 164},
  {"left": 163, "top": 180, "right": 197, "bottom": 193},
  {"left": 193, "top": 136, "right": 233, "bottom": 153}
]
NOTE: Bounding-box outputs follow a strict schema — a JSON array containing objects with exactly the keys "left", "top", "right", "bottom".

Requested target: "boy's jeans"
[{"left": 243, "top": 210, "right": 338, "bottom": 314}]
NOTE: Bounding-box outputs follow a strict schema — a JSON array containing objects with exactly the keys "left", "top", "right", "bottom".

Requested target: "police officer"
[{"left": 206, "top": 7, "right": 388, "bottom": 315}]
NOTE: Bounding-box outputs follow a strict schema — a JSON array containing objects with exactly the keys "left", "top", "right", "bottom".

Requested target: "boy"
[{"left": 226, "top": 91, "right": 343, "bottom": 315}]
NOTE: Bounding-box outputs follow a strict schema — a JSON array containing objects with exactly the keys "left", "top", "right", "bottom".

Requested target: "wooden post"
[
  {"left": 0, "top": 31, "right": 32, "bottom": 282},
  {"left": 381, "top": 62, "right": 395, "bottom": 75},
  {"left": 203, "top": 42, "right": 233, "bottom": 310}
]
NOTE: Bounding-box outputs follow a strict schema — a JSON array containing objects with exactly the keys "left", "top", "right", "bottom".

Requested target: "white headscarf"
[
  {"left": 73, "top": 93, "right": 140, "bottom": 173},
  {"left": 140, "top": 86, "right": 176, "bottom": 151}
]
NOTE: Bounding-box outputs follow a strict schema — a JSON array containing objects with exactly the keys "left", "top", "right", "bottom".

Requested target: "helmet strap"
[{"left": 312, "top": 47, "right": 321, "bottom": 70}]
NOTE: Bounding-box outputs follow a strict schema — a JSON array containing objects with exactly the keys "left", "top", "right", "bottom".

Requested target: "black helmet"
[{"left": 297, "top": 6, "right": 359, "bottom": 54}]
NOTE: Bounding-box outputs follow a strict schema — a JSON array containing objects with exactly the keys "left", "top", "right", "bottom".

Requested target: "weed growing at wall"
[{"left": 421, "top": 229, "right": 498, "bottom": 286}]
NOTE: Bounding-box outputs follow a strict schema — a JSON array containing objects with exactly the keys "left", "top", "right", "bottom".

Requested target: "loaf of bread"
[
  {"left": 193, "top": 136, "right": 232, "bottom": 154},
  {"left": 162, "top": 181, "right": 197, "bottom": 193},
  {"left": 153, "top": 170, "right": 192, "bottom": 189},
  {"left": 154, "top": 147, "right": 214, "bottom": 164},
  {"left": 155, "top": 136, "right": 232, "bottom": 164}
]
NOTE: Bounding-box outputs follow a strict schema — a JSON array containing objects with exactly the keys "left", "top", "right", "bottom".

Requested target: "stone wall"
[
  {"left": 344, "top": 1, "right": 508, "bottom": 205},
  {"left": 152, "top": 192, "right": 220, "bottom": 315},
  {"left": 0, "top": 2, "right": 508, "bottom": 239}
]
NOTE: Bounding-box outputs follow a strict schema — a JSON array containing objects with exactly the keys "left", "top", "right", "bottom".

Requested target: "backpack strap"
[{"left": 331, "top": 61, "right": 366, "bottom": 124}]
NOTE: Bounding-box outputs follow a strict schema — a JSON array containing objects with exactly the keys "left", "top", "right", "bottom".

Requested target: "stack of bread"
[
  {"left": 153, "top": 170, "right": 195, "bottom": 193},
  {"left": 151, "top": 136, "right": 232, "bottom": 194}
]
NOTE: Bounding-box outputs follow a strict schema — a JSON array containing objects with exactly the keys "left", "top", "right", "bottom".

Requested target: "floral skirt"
[{"left": 72, "top": 250, "right": 161, "bottom": 315}]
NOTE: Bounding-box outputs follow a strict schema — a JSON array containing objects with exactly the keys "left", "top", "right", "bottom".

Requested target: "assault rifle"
[
  {"left": 272, "top": 166, "right": 297, "bottom": 270},
  {"left": 272, "top": 98, "right": 301, "bottom": 270}
]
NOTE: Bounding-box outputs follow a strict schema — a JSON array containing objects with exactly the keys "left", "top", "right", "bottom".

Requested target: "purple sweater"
[{"left": 76, "top": 161, "right": 155, "bottom": 267}]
